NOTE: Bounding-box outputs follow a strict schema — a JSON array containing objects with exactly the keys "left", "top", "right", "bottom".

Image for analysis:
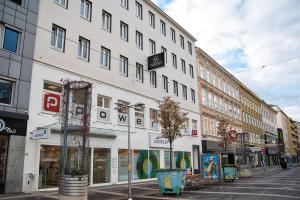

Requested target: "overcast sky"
[{"left": 153, "top": 0, "right": 300, "bottom": 121}]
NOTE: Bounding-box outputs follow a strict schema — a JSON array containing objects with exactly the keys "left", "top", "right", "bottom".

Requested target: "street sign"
[{"left": 148, "top": 52, "right": 165, "bottom": 70}]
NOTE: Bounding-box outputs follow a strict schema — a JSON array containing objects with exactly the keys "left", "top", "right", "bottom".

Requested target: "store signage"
[
  {"left": 97, "top": 108, "right": 110, "bottom": 122},
  {"left": 135, "top": 116, "right": 144, "bottom": 127},
  {"left": 148, "top": 52, "right": 165, "bottom": 70},
  {"left": 43, "top": 93, "right": 60, "bottom": 113},
  {"left": 149, "top": 132, "right": 169, "bottom": 148},
  {"left": 32, "top": 128, "right": 49, "bottom": 140},
  {"left": 118, "top": 113, "right": 128, "bottom": 124},
  {"left": 0, "top": 117, "right": 27, "bottom": 136},
  {"left": 192, "top": 129, "right": 198, "bottom": 136}
]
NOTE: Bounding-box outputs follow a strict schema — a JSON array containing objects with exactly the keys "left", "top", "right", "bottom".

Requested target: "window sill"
[
  {"left": 135, "top": 126, "right": 146, "bottom": 130},
  {"left": 80, "top": 15, "right": 91, "bottom": 22},
  {"left": 100, "top": 65, "right": 110, "bottom": 70},
  {"left": 120, "top": 73, "right": 128, "bottom": 77},
  {"left": 54, "top": 2, "right": 67, "bottom": 9},
  {"left": 101, "top": 28, "right": 111, "bottom": 33},
  {"left": 120, "top": 37, "right": 128, "bottom": 42},
  {"left": 50, "top": 46, "right": 65, "bottom": 53},
  {"left": 149, "top": 128, "right": 159, "bottom": 132},
  {"left": 78, "top": 56, "right": 89, "bottom": 62},
  {"left": 95, "top": 120, "right": 112, "bottom": 124},
  {"left": 1, "top": 47, "right": 18, "bottom": 55}
]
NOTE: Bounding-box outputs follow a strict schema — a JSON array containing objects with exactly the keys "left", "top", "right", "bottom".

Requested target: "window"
[
  {"left": 219, "top": 97, "right": 223, "bottom": 113},
  {"left": 173, "top": 80, "right": 178, "bottom": 96},
  {"left": 203, "top": 117, "right": 209, "bottom": 135},
  {"left": 119, "top": 55, "right": 128, "bottom": 76},
  {"left": 120, "top": 21, "right": 128, "bottom": 42},
  {"left": 182, "top": 85, "right": 187, "bottom": 100},
  {"left": 0, "top": 79, "right": 14, "bottom": 105},
  {"left": 160, "top": 20, "right": 166, "bottom": 36},
  {"left": 191, "top": 89, "right": 195, "bottom": 103},
  {"left": 117, "top": 100, "right": 129, "bottom": 125},
  {"left": 150, "top": 108, "right": 159, "bottom": 130},
  {"left": 97, "top": 95, "right": 111, "bottom": 122},
  {"left": 161, "top": 46, "right": 167, "bottom": 64},
  {"left": 102, "top": 10, "right": 111, "bottom": 32},
  {"left": 136, "top": 63, "right": 143, "bottom": 82},
  {"left": 180, "top": 35, "right": 184, "bottom": 49},
  {"left": 121, "top": 0, "right": 128, "bottom": 9},
  {"left": 210, "top": 119, "right": 215, "bottom": 135},
  {"left": 0, "top": 25, "right": 20, "bottom": 53},
  {"left": 201, "top": 87, "right": 206, "bottom": 106},
  {"left": 208, "top": 91, "right": 212, "bottom": 108},
  {"left": 192, "top": 120, "right": 197, "bottom": 131},
  {"left": 189, "top": 64, "right": 194, "bottom": 78},
  {"left": 80, "top": 0, "right": 92, "bottom": 21},
  {"left": 170, "top": 28, "right": 176, "bottom": 43},
  {"left": 54, "top": 0, "right": 67, "bottom": 7},
  {"left": 162, "top": 75, "right": 168, "bottom": 92},
  {"left": 149, "top": 39, "right": 156, "bottom": 55},
  {"left": 135, "top": 106, "right": 145, "bottom": 127},
  {"left": 188, "top": 41, "right": 192, "bottom": 55},
  {"left": 148, "top": 11, "right": 155, "bottom": 28},
  {"left": 214, "top": 94, "right": 218, "bottom": 111},
  {"left": 181, "top": 59, "right": 186, "bottom": 74},
  {"left": 51, "top": 24, "right": 65, "bottom": 51},
  {"left": 183, "top": 119, "right": 189, "bottom": 134},
  {"left": 100, "top": 46, "right": 111, "bottom": 69},
  {"left": 150, "top": 71, "right": 157, "bottom": 88},
  {"left": 136, "top": 31, "right": 143, "bottom": 49},
  {"left": 78, "top": 37, "right": 90, "bottom": 61},
  {"left": 135, "top": 1, "right": 143, "bottom": 19},
  {"left": 199, "top": 66, "right": 205, "bottom": 79},
  {"left": 171, "top": 53, "right": 177, "bottom": 68}
]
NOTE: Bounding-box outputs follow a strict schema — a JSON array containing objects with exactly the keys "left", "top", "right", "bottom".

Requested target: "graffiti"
[{"left": 202, "top": 154, "right": 220, "bottom": 180}]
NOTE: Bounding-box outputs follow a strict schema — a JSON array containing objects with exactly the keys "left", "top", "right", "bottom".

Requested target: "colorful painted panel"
[
  {"left": 175, "top": 152, "right": 191, "bottom": 170},
  {"left": 202, "top": 154, "right": 220, "bottom": 180},
  {"left": 223, "top": 166, "right": 237, "bottom": 181}
]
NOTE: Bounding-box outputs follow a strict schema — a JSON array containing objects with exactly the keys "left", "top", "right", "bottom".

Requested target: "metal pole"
[
  {"left": 242, "top": 133, "right": 246, "bottom": 165},
  {"left": 128, "top": 106, "right": 132, "bottom": 200}
]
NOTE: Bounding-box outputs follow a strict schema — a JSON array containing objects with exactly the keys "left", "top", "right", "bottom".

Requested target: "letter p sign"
[{"left": 44, "top": 93, "right": 60, "bottom": 113}]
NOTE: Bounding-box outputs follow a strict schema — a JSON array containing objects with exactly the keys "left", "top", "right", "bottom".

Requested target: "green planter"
[{"left": 156, "top": 169, "right": 186, "bottom": 196}]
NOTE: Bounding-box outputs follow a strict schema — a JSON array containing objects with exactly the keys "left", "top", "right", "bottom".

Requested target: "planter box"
[
  {"left": 59, "top": 175, "right": 88, "bottom": 200},
  {"left": 156, "top": 169, "right": 186, "bottom": 195},
  {"left": 222, "top": 165, "right": 237, "bottom": 182}
]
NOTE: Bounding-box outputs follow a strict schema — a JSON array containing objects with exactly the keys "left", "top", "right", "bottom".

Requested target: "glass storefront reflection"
[
  {"left": 93, "top": 148, "right": 111, "bottom": 184},
  {"left": 118, "top": 149, "right": 128, "bottom": 181}
]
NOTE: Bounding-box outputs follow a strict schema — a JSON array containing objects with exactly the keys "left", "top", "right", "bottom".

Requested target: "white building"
[{"left": 22, "top": 0, "right": 201, "bottom": 192}]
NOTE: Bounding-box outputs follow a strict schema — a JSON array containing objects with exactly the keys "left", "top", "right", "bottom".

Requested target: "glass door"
[{"left": 0, "top": 135, "right": 9, "bottom": 194}]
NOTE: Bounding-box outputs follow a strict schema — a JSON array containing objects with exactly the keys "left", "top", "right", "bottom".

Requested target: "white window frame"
[
  {"left": 136, "top": 31, "right": 143, "bottom": 50},
  {"left": 120, "top": 21, "right": 128, "bottom": 42},
  {"left": 180, "top": 35, "right": 184, "bottom": 49},
  {"left": 189, "top": 64, "right": 194, "bottom": 78},
  {"left": 119, "top": 55, "right": 128, "bottom": 77},
  {"left": 149, "top": 39, "right": 156, "bottom": 55},
  {"left": 188, "top": 41, "right": 192, "bottom": 55},
  {"left": 54, "top": 0, "right": 67, "bottom": 8},
  {"left": 191, "top": 89, "right": 195, "bottom": 103},
  {"left": 50, "top": 24, "right": 65, "bottom": 52},
  {"left": 160, "top": 20, "right": 166, "bottom": 36},
  {"left": 170, "top": 28, "right": 176, "bottom": 43},
  {"left": 171, "top": 53, "right": 177, "bottom": 68},
  {"left": 161, "top": 46, "right": 167, "bottom": 64},
  {"left": 135, "top": 106, "right": 145, "bottom": 128},
  {"left": 136, "top": 63, "right": 143, "bottom": 82},
  {"left": 97, "top": 95, "right": 111, "bottom": 122},
  {"left": 135, "top": 1, "right": 143, "bottom": 19},
  {"left": 100, "top": 46, "right": 110, "bottom": 69},
  {"left": 121, "top": 0, "right": 129, "bottom": 10},
  {"left": 162, "top": 75, "right": 168, "bottom": 93},
  {"left": 80, "top": 0, "right": 92, "bottom": 21},
  {"left": 173, "top": 80, "right": 178, "bottom": 96},
  {"left": 0, "top": 24, "right": 20, "bottom": 53},
  {"left": 78, "top": 36, "right": 90, "bottom": 61},
  {"left": 150, "top": 71, "right": 157, "bottom": 88},
  {"left": 148, "top": 11, "right": 155, "bottom": 28},
  {"left": 182, "top": 84, "right": 187, "bottom": 100},
  {"left": 181, "top": 59, "right": 186, "bottom": 74},
  {"left": 102, "top": 10, "right": 111, "bottom": 32},
  {"left": 201, "top": 87, "right": 206, "bottom": 106}
]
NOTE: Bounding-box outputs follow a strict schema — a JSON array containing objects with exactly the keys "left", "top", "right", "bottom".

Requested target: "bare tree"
[
  {"left": 217, "top": 118, "right": 231, "bottom": 153},
  {"left": 156, "top": 96, "right": 188, "bottom": 169}
]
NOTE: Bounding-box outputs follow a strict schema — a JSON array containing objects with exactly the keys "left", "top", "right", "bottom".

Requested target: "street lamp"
[{"left": 115, "top": 102, "right": 145, "bottom": 200}]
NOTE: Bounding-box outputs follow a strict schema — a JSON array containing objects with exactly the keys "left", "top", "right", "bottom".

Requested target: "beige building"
[
  {"left": 196, "top": 47, "right": 242, "bottom": 157},
  {"left": 288, "top": 119, "right": 298, "bottom": 161}
]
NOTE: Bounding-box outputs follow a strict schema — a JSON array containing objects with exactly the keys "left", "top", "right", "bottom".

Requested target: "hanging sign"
[
  {"left": 0, "top": 117, "right": 27, "bottom": 136},
  {"left": 32, "top": 128, "right": 50, "bottom": 140},
  {"left": 148, "top": 52, "right": 165, "bottom": 70}
]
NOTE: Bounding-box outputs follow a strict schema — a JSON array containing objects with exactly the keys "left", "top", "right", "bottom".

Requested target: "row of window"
[
  {"left": 43, "top": 81, "right": 197, "bottom": 131},
  {"left": 242, "top": 111, "right": 263, "bottom": 129},
  {"left": 262, "top": 108, "right": 276, "bottom": 123},
  {"left": 263, "top": 122, "right": 276, "bottom": 134},
  {"left": 201, "top": 87, "right": 241, "bottom": 120},
  {"left": 240, "top": 95, "right": 261, "bottom": 115},
  {"left": 53, "top": 0, "right": 193, "bottom": 55},
  {"left": 245, "top": 132, "right": 264, "bottom": 144},
  {"left": 199, "top": 65, "right": 239, "bottom": 101}
]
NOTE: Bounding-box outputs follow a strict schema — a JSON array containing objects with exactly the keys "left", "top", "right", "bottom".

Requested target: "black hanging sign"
[
  {"left": 148, "top": 52, "right": 165, "bottom": 70},
  {"left": 0, "top": 116, "right": 27, "bottom": 136}
]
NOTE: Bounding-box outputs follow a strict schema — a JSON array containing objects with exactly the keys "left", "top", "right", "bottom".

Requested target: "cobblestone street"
[{"left": 1, "top": 166, "right": 299, "bottom": 200}]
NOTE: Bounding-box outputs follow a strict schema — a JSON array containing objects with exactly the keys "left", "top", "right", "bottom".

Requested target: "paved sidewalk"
[{"left": 0, "top": 165, "right": 300, "bottom": 200}]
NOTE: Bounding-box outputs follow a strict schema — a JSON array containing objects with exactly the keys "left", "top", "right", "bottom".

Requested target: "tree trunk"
[{"left": 169, "top": 141, "right": 172, "bottom": 170}]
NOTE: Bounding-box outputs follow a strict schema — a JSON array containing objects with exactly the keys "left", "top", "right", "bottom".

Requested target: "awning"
[{"left": 38, "top": 123, "right": 132, "bottom": 139}]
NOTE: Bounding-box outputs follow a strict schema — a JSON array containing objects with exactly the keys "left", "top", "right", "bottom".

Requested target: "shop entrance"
[{"left": 0, "top": 135, "right": 9, "bottom": 194}]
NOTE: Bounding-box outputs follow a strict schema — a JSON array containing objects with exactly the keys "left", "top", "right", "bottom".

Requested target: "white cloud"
[{"left": 162, "top": 0, "right": 300, "bottom": 121}]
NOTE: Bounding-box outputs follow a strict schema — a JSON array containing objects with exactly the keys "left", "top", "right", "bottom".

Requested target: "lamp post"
[{"left": 115, "top": 102, "right": 145, "bottom": 200}]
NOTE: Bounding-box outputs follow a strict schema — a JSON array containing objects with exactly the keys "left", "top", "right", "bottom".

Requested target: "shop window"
[
  {"left": 118, "top": 149, "right": 128, "bottom": 181},
  {"left": 42, "top": 81, "right": 62, "bottom": 113},
  {"left": 96, "top": 95, "right": 111, "bottom": 122},
  {"left": 93, "top": 148, "right": 111, "bottom": 184},
  {"left": 135, "top": 105, "right": 144, "bottom": 128},
  {"left": 0, "top": 79, "right": 14, "bottom": 105},
  {"left": 39, "top": 145, "right": 61, "bottom": 188},
  {"left": 164, "top": 151, "right": 191, "bottom": 173},
  {"left": 134, "top": 150, "right": 160, "bottom": 180}
]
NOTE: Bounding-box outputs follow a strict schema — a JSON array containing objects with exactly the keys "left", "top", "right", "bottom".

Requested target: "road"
[{"left": 0, "top": 166, "right": 299, "bottom": 200}]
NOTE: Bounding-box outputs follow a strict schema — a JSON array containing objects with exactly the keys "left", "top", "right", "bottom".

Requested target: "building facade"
[
  {"left": 196, "top": 47, "right": 242, "bottom": 159},
  {"left": 0, "top": 0, "right": 39, "bottom": 193},
  {"left": 239, "top": 85, "right": 263, "bottom": 166},
  {"left": 261, "top": 101, "right": 279, "bottom": 165},
  {"left": 287, "top": 119, "right": 298, "bottom": 162},
  {"left": 22, "top": 0, "right": 201, "bottom": 192}
]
